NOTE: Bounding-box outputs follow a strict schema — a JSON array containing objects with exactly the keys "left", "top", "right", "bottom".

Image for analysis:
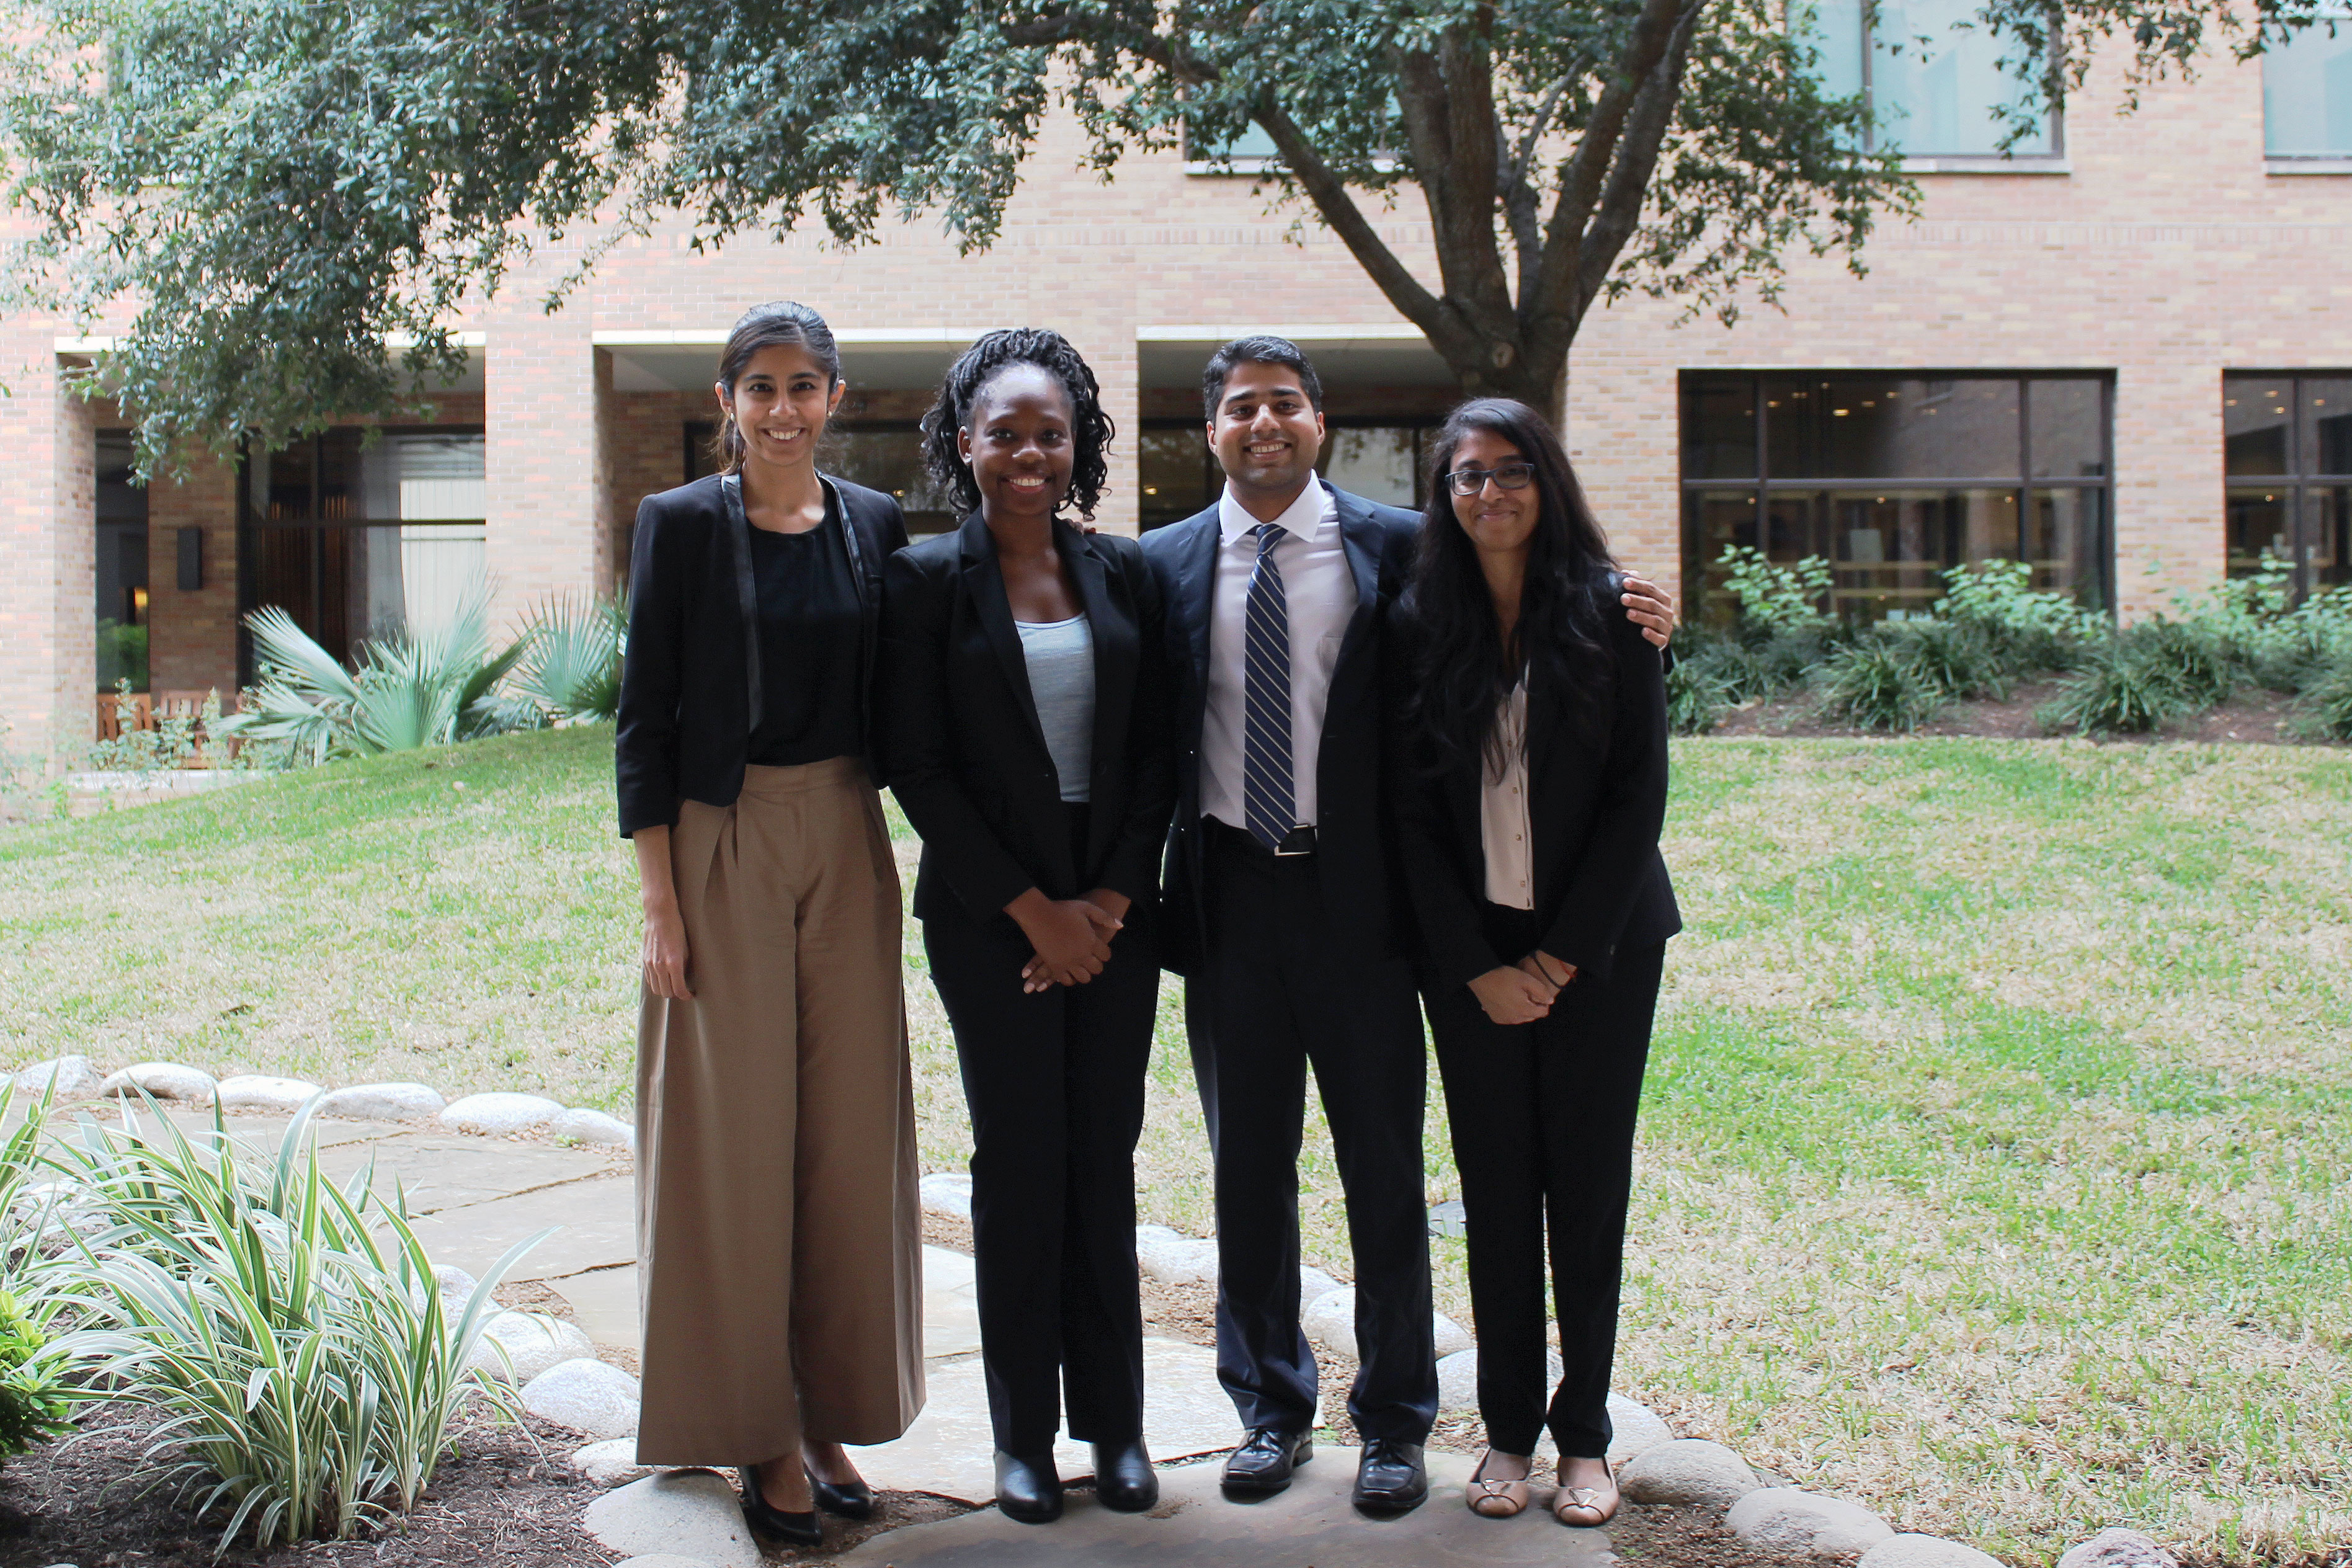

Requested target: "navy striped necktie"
[{"left": 1242, "top": 523, "right": 1296, "bottom": 852}]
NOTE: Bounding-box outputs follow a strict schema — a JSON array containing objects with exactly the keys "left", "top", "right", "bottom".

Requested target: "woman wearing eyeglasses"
[{"left": 1388, "top": 398, "right": 1680, "bottom": 1527}]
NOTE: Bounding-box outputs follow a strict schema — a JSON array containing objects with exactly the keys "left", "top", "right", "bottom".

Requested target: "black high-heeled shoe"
[
  {"left": 806, "top": 1466, "right": 875, "bottom": 1521},
  {"left": 737, "top": 1461, "right": 823, "bottom": 1547},
  {"left": 994, "top": 1449, "right": 1064, "bottom": 1524}
]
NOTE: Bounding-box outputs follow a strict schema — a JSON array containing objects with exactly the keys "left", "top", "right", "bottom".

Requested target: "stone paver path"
[{"left": 833, "top": 1448, "right": 1617, "bottom": 1566}]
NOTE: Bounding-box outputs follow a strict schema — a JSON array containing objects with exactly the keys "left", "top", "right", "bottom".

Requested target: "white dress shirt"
[
  {"left": 1481, "top": 679, "right": 1535, "bottom": 909},
  {"left": 1201, "top": 479, "right": 1356, "bottom": 832}
]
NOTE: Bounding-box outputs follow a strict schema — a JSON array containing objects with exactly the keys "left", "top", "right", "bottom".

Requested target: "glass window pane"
[
  {"left": 1802, "top": 0, "right": 1868, "bottom": 104},
  {"left": 829, "top": 427, "right": 956, "bottom": 535},
  {"left": 2224, "top": 377, "right": 2294, "bottom": 476},
  {"left": 1684, "top": 489, "right": 1762, "bottom": 629},
  {"left": 1869, "top": 0, "right": 2055, "bottom": 155},
  {"left": 1141, "top": 427, "right": 1215, "bottom": 532},
  {"left": 2310, "top": 484, "right": 2350, "bottom": 590},
  {"left": 1827, "top": 486, "right": 2017, "bottom": 619},
  {"left": 1682, "top": 378, "right": 1758, "bottom": 479},
  {"left": 2028, "top": 380, "right": 2105, "bottom": 478},
  {"left": 2301, "top": 376, "right": 2352, "bottom": 475},
  {"left": 95, "top": 432, "right": 150, "bottom": 692},
  {"left": 1770, "top": 376, "right": 2020, "bottom": 479},
  {"left": 2026, "top": 488, "right": 2109, "bottom": 607},
  {"left": 2227, "top": 486, "right": 2294, "bottom": 575},
  {"left": 1189, "top": 120, "right": 1281, "bottom": 160},
  {"left": 1318, "top": 427, "right": 1419, "bottom": 508},
  {"left": 2264, "top": 19, "right": 2352, "bottom": 156}
]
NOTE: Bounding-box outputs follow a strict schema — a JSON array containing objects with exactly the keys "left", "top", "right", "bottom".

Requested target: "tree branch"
[
  {"left": 1251, "top": 96, "right": 1463, "bottom": 355},
  {"left": 1529, "top": 0, "right": 1693, "bottom": 325},
  {"left": 1569, "top": 0, "right": 1704, "bottom": 320}
]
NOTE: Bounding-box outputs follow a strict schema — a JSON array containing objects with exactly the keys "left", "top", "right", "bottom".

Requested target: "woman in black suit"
[
  {"left": 879, "top": 329, "right": 1174, "bottom": 1526},
  {"left": 1390, "top": 398, "right": 1680, "bottom": 1528}
]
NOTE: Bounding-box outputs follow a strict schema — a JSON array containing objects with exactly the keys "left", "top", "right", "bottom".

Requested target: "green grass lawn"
[{"left": 2, "top": 727, "right": 2346, "bottom": 1564}]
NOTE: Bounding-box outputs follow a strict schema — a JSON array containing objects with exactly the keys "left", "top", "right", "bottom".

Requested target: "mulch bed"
[{"left": 1712, "top": 682, "right": 2332, "bottom": 745}]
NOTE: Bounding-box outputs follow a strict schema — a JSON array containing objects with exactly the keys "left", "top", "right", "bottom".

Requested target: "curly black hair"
[{"left": 919, "top": 327, "right": 1115, "bottom": 518}]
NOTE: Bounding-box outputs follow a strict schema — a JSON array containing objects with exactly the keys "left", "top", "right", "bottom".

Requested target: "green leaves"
[
  {"left": 1, "top": 0, "right": 2330, "bottom": 457},
  {"left": 27, "top": 1092, "right": 548, "bottom": 1551}
]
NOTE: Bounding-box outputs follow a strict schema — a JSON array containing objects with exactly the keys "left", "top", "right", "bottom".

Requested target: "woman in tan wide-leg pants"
[
  {"left": 614, "top": 301, "right": 923, "bottom": 1548},
  {"left": 634, "top": 762, "right": 922, "bottom": 1461}
]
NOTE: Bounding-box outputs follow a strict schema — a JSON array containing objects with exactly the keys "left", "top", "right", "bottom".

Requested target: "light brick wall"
[
  {"left": 486, "top": 303, "right": 602, "bottom": 633},
  {"left": 145, "top": 454, "right": 241, "bottom": 697}
]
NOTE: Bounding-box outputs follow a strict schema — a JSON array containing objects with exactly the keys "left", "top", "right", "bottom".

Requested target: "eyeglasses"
[{"left": 1444, "top": 462, "right": 1536, "bottom": 496}]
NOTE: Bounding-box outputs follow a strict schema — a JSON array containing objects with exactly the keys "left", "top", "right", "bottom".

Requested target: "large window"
[
  {"left": 1139, "top": 422, "right": 1436, "bottom": 531},
  {"left": 2225, "top": 374, "right": 2351, "bottom": 598},
  {"left": 96, "top": 434, "right": 150, "bottom": 691},
  {"left": 1809, "top": 0, "right": 2057, "bottom": 157},
  {"left": 683, "top": 421, "right": 958, "bottom": 537},
  {"left": 2264, "top": 18, "right": 2352, "bottom": 157},
  {"left": 1682, "top": 373, "right": 2113, "bottom": 625},
  {"left": 241, "top": 429, "right": 486, "bottom": 667}
]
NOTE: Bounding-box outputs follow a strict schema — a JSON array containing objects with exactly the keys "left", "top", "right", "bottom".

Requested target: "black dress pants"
[
  {"left": 1424, "top": 904, "right": 1665, "bottom": 1458},
  {"left": 1185, "top": 827, "right": 1438, "bottom": 1444},
  {"left": 922, "top": 827, "right": 1160, "bottom": 1454}
]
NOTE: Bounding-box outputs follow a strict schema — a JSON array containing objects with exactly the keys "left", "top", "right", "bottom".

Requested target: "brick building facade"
[{"left": 2, "top": 35, "right": 2348, "bottom": 762}]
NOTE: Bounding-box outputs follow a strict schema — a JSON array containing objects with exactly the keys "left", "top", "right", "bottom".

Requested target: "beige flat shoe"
[
  {"left": 1466, "top": 1449, "right": 1533, "bottom": 1518},
  {"left": 1552, "top": 1458, "right": 1620, "bottom": 1526}
]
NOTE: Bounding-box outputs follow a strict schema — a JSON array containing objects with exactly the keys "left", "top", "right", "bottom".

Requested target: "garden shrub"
[
  {"left": 1665, "top": 651, "right": 1733, "bottom": 735},
  {"left": 2293, "top": 654, "right": 2352, "bottom": 741},
  {"left": 2038, "top": 636, "right": 2196, "bottom": 735},
  {"left": 1884, "top": 617, "right": 2011, "bottom": 702},
  {"left": 0, "top": 1291, "right": 71, "bottom": 1459},
  {"left": 1717, "top": 546, "right": 1835, "bottom": 635},
  {"left": 1812, "top": 638, "right": 1946, "bottom": 732},
  {"left": 38, "top": 1097, "right": 545, "bottom": 1551}
]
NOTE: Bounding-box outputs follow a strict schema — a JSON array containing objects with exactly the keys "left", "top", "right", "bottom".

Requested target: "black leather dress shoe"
[
  {"left": 1222, "top": 1427, "right": 1314, "bottom": 1495},
  {"left": 994, "top": 1449, "right": 1065, "bottom": 1524},
  {"left": 737, "top": 1463, "right": 823, "bottom": 1546},
  {"left": 1092, "top": 1437, "right": 1160, "bottom": 1512},
  {"left": 806, "top": 1467, "right": 875, "bottom": 1520},
  {"left": 1352, "top": 1438, "right": 1428, "bottom": 1514}
]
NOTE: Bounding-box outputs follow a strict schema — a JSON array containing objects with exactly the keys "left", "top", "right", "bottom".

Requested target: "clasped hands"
[
  {"left": 1007, "top": 886, "right": 1133, "bottom": 994},
  {"left": 1469, "top": 950, "right": 1577, "bottom": 1027}
]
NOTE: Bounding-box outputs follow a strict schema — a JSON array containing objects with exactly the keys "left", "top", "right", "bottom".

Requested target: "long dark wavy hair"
[
  {"left": 919, "top": 328, "right": 1115, "bottom": 518},
  {"left": 710, "top": 301, "right": 842, "bottom": 474},
  {"left": 1400, "top": 398, "right": 1621, "bottom": 776}
]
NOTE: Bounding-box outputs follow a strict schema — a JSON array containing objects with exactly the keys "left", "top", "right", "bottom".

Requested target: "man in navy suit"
[{"left": 1139, "top": 337, "right": 1675, "bottom": 1514}]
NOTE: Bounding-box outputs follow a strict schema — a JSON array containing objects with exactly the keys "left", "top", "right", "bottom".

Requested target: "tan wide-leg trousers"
[{"left": 634, "top": 757, "right": 924, "bottom": 1466}]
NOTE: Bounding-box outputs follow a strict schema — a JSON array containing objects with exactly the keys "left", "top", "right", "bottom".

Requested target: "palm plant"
[
  {"left": 509, "top": 592, "right": 626, "bottom": 724},
  {"left": 215, "top": 581, "right": 527, "bottom": 762},
  {"left": 32, "top": 1096, "right": 546, "bottom": 1551}
]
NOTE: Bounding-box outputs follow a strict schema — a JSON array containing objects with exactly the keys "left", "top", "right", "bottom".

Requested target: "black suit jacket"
[
  {"left": 1391, "top": 602, "right": 1682, "bottom": 992},
  {"left": 615, "top": 472, "right": 909, "bottom": 838},
  {"left": 879, "top": 514, "right": 1176, "bottom": 927},
  {"left": 1138, "top": 483, "right": 1420, "bottom": 974}
]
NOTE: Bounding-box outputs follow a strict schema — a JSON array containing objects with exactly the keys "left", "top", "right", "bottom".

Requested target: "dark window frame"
[
  {"left": 2223, "top": 370, "right": 2352, "bottom": 600},
  {"left": 1679, "top": 370, "right": 2116, "bottom": 625}
]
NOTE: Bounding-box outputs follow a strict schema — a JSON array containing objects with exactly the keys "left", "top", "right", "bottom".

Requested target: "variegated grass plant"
[{"left": 32, "top": 1094, "right": 547, "bottom": 1552}]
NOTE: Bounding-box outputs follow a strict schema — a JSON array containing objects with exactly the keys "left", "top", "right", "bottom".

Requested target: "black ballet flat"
[
  {"left": 994, "top": 1448, "right": 1065, "bottom": 1524},
  {"left": 807, "top": 1466, "right": 876, "bottom": 1521},
  {"left": 737, "top": 1462, "right": 824, "bottom": 1547}
]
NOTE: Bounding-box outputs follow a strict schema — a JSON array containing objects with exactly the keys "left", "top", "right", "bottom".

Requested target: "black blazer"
[
  {"left": 1391, "top": 601, "right": 1682, "bottom": 992},
  {"left": 614, "top": 472, "right": 910, "bottom": 838},
  {"left": 879, "top": 514, "right": 1176, "bottom": 928},
  {"left": 1138, "top": 483, "right": 1420, "bottom": 974}
]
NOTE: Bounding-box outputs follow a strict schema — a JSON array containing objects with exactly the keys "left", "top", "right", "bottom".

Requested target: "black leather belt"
[{"left": 1206, "top": 818, "right": 1317, "bottom": 858}]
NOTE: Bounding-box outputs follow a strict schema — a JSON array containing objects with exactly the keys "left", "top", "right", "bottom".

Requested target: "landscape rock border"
[{"left": 9, "top": 1053, "right": 634, "bottom": 1152}]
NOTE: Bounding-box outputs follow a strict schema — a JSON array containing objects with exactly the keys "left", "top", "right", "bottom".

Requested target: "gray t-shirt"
[{"left": 1015, "top": 615, "right": 1095, "bottom": 803}]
